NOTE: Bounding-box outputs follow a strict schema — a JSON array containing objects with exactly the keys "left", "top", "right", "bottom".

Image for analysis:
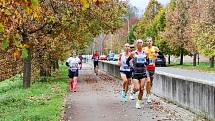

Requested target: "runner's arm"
[
  {"left": 126, "top": 52, "right": 134, "bottom": 66},
  {"left": 118, "top": 53, "right": 122, "bottom": 66},
  {"left": 66, "top": 62, "right": 69, "bottom": 67},
  {"left": 65, "top": 58, "right": 70, "bottom": 67},
  {"left": 155, "top": 47, "right": 159, "bottom": 58},
  {"left": 78, "top": 58, "right": 81, "bottom": 64},
  {"left": 91, "top": 54, "right": 94, "bottom": 59}
]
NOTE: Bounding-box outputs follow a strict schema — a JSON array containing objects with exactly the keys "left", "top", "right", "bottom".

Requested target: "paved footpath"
[{"left": 62, "top": 63, "right": 206, "bottom": 121}]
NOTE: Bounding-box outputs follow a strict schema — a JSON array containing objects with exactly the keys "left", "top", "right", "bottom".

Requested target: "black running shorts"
[{"left": 68, "top": 69, "right": 78, "bottom": 78}]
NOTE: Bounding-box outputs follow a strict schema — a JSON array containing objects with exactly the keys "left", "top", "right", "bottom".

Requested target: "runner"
[
  {"left": 92, "top": 51, "right": 100, "bottom": 75},
  {"left": 118, "top": 43, "right": 132, "bottom": 102},
  {"left": 128, "top": 44, "right": 135, "bottom": 100},
  {"left": 145, "top": 37, "right": 159, "bottom": 103},
  {"left": 78, "top": 53, "right": 83, "bottom": 70},
  {"left": 126, "top": 39, "right": 150, "bottom": 109},
  {"left": 66, "top": 50, "right": 81, "bottom": 92}
]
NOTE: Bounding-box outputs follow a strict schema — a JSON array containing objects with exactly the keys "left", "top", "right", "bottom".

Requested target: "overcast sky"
[{"left": 129, "top": 0, "right": 170, "bottom": 16}]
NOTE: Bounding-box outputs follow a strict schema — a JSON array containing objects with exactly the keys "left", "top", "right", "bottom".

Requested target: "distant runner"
[
  {"left": 92, "top": 51, "right": 100, "bottom": 75},
  {"left": 78, "top": 53, "right": 83, "bottom": 70}
]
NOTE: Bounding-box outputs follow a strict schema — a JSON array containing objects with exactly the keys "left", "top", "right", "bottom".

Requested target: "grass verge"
[
  {"left": 167, "top": 62, "right": 215, "bottom": 73},
  {"left": 0, "top": 65, "right": 68, "bottom": 121}
]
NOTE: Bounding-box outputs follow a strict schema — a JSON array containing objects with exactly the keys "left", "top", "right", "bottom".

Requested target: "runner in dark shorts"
[
  {"left": 126, "top": 39, "right": 150, "bottom": 109},
  {"left": 92, "top": 51, "right": 100, "bottom": 75},
  {"left": 66, "top": 50, "right": 81, "bottom": 92},
  {"left": 78, "top": 53, "right": 83, "bottom": 70},
  {"left": 118, "top": 43, "right": 132, "bottom": 102}
]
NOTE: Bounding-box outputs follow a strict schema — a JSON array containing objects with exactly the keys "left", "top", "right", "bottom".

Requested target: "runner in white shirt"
[
  {"left": 118, "top": 43, "right": 132, "bottom": 102},
  {"left": 66, "top": 50, "right": 81, "bottom": 92}
]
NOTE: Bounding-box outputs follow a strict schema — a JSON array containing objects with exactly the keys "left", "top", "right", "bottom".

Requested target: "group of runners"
[
  {"left": 118, "top": 37, "right": 159, "bottom": 109},
  {"left": 65, "top": 37, "right": 159, "bottom": 109}
]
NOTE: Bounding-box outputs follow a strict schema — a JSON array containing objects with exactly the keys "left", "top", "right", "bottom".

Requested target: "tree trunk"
[
  {"left": 209, "top": 56, "right": 214, "bottom": 68},
  {"left": 39, "top": 54, "right": 46, "bottom": 77},
  {"left": 56, "top": 60, "right": 59, "bottom": 69},
  {"left": 180, "top": 48, "right": 184, "bottom": 65},
  {"left": 53, "top": 60, "right": 59, "bottom": 71},
  {"left": 23, "top": 48, "right": 31, "bottom": 88},
  {"left": 168, "top": 54, "right": 171, "bottom": 64},
  {"left": 22, "top": 29, "right": 31, "bottom": 88},
  {"left": 47, "top": 63, "right": 52, "bottom": 76},
  {"left": 40, "top": 65, "right": 47, "bottom": 77},
  {"left": 40, "top": 64, "right": 51, "bottom": 77},
  {"left": 197, "top": 53, "right": 200, "bottom": 65},
  {"left": 193, "top": 53, "right": 197, "bottom": 66}
]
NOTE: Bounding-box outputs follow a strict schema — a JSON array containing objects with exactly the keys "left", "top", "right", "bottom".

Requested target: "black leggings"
[{"left": 94, "top": 61, "right": 99, "bottom": 69}]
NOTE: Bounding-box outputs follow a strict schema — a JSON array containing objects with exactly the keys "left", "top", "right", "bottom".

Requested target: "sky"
[{"left": 129, "top": 0, "right": 170, "bottom": 16}]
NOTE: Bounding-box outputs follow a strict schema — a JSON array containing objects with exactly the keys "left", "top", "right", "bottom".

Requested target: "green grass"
[
  {"left": 168, "top": 62, "right": 215, "bottom": 73},
  {"left": 0, "top": 65, "right": 68, "bottom": 121}
]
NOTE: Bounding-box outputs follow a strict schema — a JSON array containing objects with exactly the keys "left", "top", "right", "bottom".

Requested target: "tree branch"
[
  {"left": 49, "top": 0, "right": 58, "bottom": 14},
  {"left": 29, "top": 23, "right": 47, "bottom": 34}
]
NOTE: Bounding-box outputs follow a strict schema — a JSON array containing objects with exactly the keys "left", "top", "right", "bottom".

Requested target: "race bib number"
[
  {"left": 136, "top": 58, "right": 145, "bottom": 63},
  {"left": 70, "top": 65, "right": 77, "bottom": 72},
  {"left": 123, "top": 65, "right": 129, "bottom": 69},
  {"left": 148, "top": 59, "right": 153, "bottom": 65},
  {"left": 70, "top": 68, "right": 77, "bottom": 72}
]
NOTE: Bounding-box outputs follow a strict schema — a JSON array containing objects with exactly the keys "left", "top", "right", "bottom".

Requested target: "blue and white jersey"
[
  {"left": 133, "top": 50, "right": 147, "bottom": 74},
  {"left": 66, "top": 57, "right": 81, "bottom": 72},
  {"left": 119, "top": 52, "right": 130, "bottom": 72},
  {"left": 134, "top": 51, "right": 147, "bottom": 64}
]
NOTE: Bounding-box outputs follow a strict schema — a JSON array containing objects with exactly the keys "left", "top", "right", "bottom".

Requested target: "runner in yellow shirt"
[{"left": 144, "top": 37, "right": 159, "bottom": 103}]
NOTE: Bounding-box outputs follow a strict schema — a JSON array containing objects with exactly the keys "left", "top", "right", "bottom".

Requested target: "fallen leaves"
[{"left": 26, "top": 95, "right": 51, "bottom": 105}]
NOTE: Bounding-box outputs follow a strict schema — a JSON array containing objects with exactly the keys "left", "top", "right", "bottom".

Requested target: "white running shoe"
[
  {"left": 130, "top": 93, "right": 135, "bottom": 100},
  {"left": 124, "top": 95, "right": 128, "bottom": 102},
  {"left": 136, "top": 100, "right": 142, "bottom": 109},
  {"left": 147, "top": 94, "right": 152, "bottom": 103}
]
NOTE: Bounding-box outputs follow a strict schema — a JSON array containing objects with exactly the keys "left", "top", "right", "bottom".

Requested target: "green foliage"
[
  {"left": 161, "top": 0, "right": 190, "bottom": 60},
  {"left": 0, "top": 23, "right": 4, "bottom": 32},
  {"left": 136, "top": 0, "right": 163, "bottom": 40},
  {"left": 143, "top": 0, "right": 162, "bottom": 23},
  {"left": 0, "top": 65, "right": 68, "bottom": 121},
  {"left": 22, "top": 48, "right": 28, "bottom": 59},
  {"left": 190, "top": 1, "right": 215, "bottom": 57},
  {"left": 31, "top": 0, "right": 39, "bottom": 6},
  {"left": 2, "top": 37, "right": 9, "bottom": 49},
  {"left": 128, "top": 25, "right": 137, "bottom": 44},
  {"left": 192, "top": 23, "right": 215, "bottom": 57}
]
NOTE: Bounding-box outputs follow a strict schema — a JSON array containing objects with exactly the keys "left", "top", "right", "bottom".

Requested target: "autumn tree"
[
  {"left": 191, "top": 0, "right": 215, "bottom": 67},
  {"left": 135, "top": 0, "right": 163, "bottom": 40},
  {"left": 0, "top": 0, "right": 128, "bottom": 88},
  {"left": 162, "top": 0, "right": 189, "bottom": 65}
]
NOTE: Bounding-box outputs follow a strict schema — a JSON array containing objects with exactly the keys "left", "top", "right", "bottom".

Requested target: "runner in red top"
[
  {"left": 92, "top": 51, "right": 100, "bottom": 75},
  {"left": 144, "top": 37, "right": 159, "bottom": 103}
]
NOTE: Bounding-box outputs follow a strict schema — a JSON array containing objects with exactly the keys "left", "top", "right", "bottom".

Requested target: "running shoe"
[
  {"left": 147, "top": 94, "right": 152, "bottom": 103},
  {"left": 130, "top": 92, "right": 135, "bottom": 100},
  {"left": 120, "top": 90, "right": 126, "bottom": 102},
  {"left": 136, "top": 99, "right": 142, "bottom": 109},
  {"left": 121, "top": 90, "right": 126, "bottom": 98},
  {"left": 124, "top": 95, "right": 128, "bottom": 102}
]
